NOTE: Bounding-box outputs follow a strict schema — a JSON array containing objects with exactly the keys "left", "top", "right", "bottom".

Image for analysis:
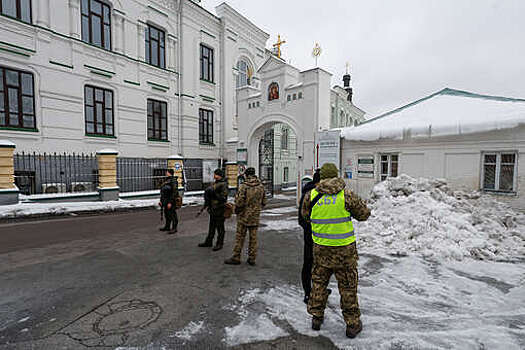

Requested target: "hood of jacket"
[
  {"left": 316, "top": 177, "right": 346, "bottom": 195},
  {"left": 244, "top": 175, "right": 262, "bottom": 187}
]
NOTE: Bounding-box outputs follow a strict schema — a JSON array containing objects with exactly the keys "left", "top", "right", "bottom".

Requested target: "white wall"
[
  {"left": 342, "top": 126, "right": 525, "bottom": 210},
  {"left": 0, "top": 0, "right": 267, "bottom": 163}
]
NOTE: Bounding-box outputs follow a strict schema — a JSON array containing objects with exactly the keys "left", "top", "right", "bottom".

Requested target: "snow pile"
[
  {"left": 357, "top": 175, "right": 525, "bottom": 261},
  {"left": 0, "top": 195, "right": 204, "bottom": 220},
  {"left": 170, "top": 321, "right": 204, "bottom": 341}
]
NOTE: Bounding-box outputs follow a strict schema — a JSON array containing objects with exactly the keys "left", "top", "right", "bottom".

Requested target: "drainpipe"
[
  {"left": 177, "top": 0, "right": 184, "bottom": 156},
  {"left": 219, "top": 19, "right": 226, "bottom": 167}
]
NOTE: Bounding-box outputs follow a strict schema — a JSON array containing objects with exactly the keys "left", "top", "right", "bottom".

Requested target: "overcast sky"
[{"left": 201, "top": 0, "right": 525, "bottom": 116}]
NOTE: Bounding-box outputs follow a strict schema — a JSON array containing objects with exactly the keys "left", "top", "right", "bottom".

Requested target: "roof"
[{"left": 342, "top": 88, "right": 525, "bottom": 141}]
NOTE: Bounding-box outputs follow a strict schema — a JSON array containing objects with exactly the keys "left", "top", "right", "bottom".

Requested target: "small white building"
[{"left": 341, "top": 88, "right": 525, "bottom": 209}]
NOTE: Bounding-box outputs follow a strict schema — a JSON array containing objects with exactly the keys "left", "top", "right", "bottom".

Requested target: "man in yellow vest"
[{"left": 301, "top": 163, "right": 371, "bottom": 338}]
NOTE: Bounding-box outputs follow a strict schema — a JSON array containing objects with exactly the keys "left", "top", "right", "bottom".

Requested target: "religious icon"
[{"left": 268, "top": 82, "right": 279, "bottom": 101}]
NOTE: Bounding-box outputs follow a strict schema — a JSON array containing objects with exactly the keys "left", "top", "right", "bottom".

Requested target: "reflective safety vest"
[{"left": 310, "top": 189, "right": 355, "bottom": 246}]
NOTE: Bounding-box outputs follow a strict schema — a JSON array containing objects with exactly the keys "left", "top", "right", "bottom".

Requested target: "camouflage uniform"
[
  {"left": 301, "top": 177, "right": 370, "bottom": 327},
  {"left": 231, "top": 175, "right": 267, "bottom": 262}
]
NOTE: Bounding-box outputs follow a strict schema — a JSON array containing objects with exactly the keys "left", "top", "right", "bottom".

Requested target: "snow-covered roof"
[{"left": 342, "top": 88, "right": 525, "bottom": 141}]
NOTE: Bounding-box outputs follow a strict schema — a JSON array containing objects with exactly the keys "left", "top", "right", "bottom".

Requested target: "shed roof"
[{"left": 342, "top": 88, "right": 525, "bottom": 141}]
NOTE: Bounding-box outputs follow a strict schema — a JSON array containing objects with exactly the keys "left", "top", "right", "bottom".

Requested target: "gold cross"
[{"left": 273, "top": 34, "right": 286, "bottom": 58}]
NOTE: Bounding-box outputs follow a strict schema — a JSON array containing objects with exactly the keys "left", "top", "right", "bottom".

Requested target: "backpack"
[{"left": 224, "top": 202, "right": 235, "bottom": 219}]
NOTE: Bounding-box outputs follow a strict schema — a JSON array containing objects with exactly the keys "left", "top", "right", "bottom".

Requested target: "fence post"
[
  {"left": 225, "top": 162, "right": 239, "bottom": 196},
  {"left": 97, "top": 149, "right": 119, "bottom": 201},
  {"left": 168, "top": 154, "right": 184, "bottom": 193},
  {"left": 0, "top": 140, "right": 19, "bottom": 205}
]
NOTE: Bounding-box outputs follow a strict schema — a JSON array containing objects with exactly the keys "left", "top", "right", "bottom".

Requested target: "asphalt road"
[{"left": 0, "top": 197, "right": 337, "bottom": 349}]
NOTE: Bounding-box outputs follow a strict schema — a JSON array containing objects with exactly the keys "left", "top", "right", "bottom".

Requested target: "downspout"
[
  {"left": 219, "top": 19, "right": 226, "bottom": 167},
  {"left": 177, "top": 0, "right": 183, "bottom": 156}
]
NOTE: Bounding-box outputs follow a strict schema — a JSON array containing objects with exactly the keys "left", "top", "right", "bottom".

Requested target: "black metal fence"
[
  {"left": 14, "top": 152, "right": 98, "bottom": 195},
  {"left": 117, "top": 157, "right": 169, "bottom": 193}
]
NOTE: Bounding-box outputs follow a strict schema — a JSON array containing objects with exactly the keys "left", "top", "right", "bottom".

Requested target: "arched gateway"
[{"left": 230, "top": 55, "right": 333, "bottom": 196}]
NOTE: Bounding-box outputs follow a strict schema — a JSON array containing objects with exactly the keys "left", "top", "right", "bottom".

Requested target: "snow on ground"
[
  {"left": 225, "top": 255, "right": 525, "bottom": 349},
  {"left": 356, "top": 175, "right": 525, "bottom": 262},
  {"left": 170, "top": 321, "right": 205, "bottom": 341},
  {"left": 0, "top": 195, "right": 204, "bottom": 219}
]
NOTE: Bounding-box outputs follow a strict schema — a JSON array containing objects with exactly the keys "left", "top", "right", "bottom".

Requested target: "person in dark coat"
[
  {"left": 159, "top": 169, "right": 180, "bottom": 234},
  {"left": 198, "top": 168, "right": 229, "bottom": 251},
  {"left": 298, "top": 169, "right": 325, "bottom": 304}
]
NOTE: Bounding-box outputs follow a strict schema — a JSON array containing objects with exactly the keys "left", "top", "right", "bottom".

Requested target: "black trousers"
[
  {"left": 204, "top": 215, "right": 225, "bottom": 246},
  {"left": 302, "top": 225, "right": 314, "bottom": 298},
  {"left": 163, "top": 206, "right": 178, "bottom": 230}
]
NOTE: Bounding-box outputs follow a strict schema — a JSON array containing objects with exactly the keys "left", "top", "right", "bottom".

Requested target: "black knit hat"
[
  {"left": 245, "top": 167, "right": 256, "bottom": 176},
  {"left": 214, "top": 168, "right": 225, "bottom": 177}
]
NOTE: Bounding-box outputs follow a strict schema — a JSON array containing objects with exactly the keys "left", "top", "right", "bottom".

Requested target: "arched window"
[
  {"left": 268, "top": 82, "right": 279, "bottom": 101},
  {"left": 236, "top": 59, "right": 252, "bottom": 88}
]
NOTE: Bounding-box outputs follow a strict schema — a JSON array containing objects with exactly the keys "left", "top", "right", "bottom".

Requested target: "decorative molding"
[{"left": 49, "top": 60, "right": 73, "bottom": 69}]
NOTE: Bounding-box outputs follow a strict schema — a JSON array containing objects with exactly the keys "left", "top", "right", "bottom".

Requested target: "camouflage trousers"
[
  {"left": 232, "top": 223, "right": 258, "bottom": 261},
  {"left": 307, "top": 243, "right": 360, "bottom": 327}
]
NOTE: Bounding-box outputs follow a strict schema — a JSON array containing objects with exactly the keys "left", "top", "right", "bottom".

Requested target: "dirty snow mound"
[{"left": 357, "top": 175, "right": 525, "bottom": 261}]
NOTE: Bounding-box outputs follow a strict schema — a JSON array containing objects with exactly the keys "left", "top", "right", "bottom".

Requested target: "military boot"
[
  {"left": 224, "top": 257, "right": 241, "bottom": 265},
  {"left": 247, "top": 259, "right": 256, "bottom": 266},
  {"left": 311, "top": 317, "right": 324, "bottom": 331},
  {"left": 198, "top": 242, "right": 212, "bottom": 247},
  {"left": 212, "top": 244, "right": 223, "bottom": 251},
  {"left": 346, "top": 320, "right": 363, "bottom": 338}
]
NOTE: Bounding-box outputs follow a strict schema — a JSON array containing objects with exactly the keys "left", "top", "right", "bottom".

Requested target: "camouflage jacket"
[
  {"left": 301, "top": 177, "right": 371, "bottom": 223},
  {"left": 235, "top": 175, "right": 267, "bottom": 226},
  {"left": 208, "top": 178, "right": 229, "bottom": 217}
]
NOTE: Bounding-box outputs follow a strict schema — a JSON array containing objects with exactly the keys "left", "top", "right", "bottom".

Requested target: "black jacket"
[
  {"left": 160, "top": 176, "right": 179, "bottom": 206},
  {"left": 207, "top": 178, "right": 228, "bottom": 217},
  {"left": 298, "top": 181, "right": 318, "bottom": 229}
]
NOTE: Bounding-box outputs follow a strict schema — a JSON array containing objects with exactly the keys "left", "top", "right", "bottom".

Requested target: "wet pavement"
[{"left": 0, "top": 195, "right": 524, "bottom": 349}]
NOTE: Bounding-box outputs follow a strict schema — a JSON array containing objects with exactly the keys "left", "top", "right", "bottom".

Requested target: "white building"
[
  {"left": 341, "top": 88, "right": 525, "bottom": 209},
  {"left": 0, "top": 0, "right": 364, "bottom": 192},
  {"left": 234, "top": 55, "right": 366, "bottom": 191}
]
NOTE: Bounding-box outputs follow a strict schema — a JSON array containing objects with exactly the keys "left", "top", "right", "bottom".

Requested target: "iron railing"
[
  {"left": 117, "top": 157, "right": 169, "bottom": 193},
  {"left": 14, "top": 152, "right": 98, "bottom": 195}
]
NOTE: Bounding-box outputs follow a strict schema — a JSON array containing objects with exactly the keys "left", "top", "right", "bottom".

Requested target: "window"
[
  {"left": 482, "top": 152, "right": 517, "bottom": 193},
  {"left": 256, "top": 101, "right": 260, "bottom": 107},
  {"left": 268, "top": 82, "right": 279, "bottom": 101},
  {"left": 199, "top": 109, "right": 213, "bottom": 144},
  {"left": 84, "top": 85, "right": 114, "bottom": 136},
  {"left": 81, "top": 0, "right": 111, "bottom": 50},
  {"left": 1, "top": 0, "right": 32, "bottom": 23},
  {"left": 0, "top": 67, "right": 36, "bottom": 129},
  {"left": 147, "top": 99, "right": 167, "bottom": 141},
  {"left": 284, "top": 167, "right": 289, "bottom": 184},
  {"left": 293, "top": 93, "right": 297, "bottom": 100},
  {"left": 145, "top": 24, "right": 165, "bottom": 68},
  {"left": 248, "top": 103, "right": 251, "bottom": 109},
  {"left": 380, "top": 154, "right": 398, "bottom": 181},
  {"left": 298, "top": 92, "right": 303, "bottom": 99},
  {"left": 200, "top": 45, "right": 214, "bottom": 82},
  {"left": 287, "top": 95, "right": 291, "bottom": 102},
  {"left": 281, "top": 127, "right": 288, "bottom": 150},
  {"left": 236, "top": 59, "right": 252, "bottom": 88}
]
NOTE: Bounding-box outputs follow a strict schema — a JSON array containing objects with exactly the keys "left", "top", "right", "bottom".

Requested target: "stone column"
[
  {"left": 137, "top": 21, "right": 147, "bottom": 62},
  {"left": 225, "top": 162, "right": 239, "bottom": 195},
  {"left": 167, "top": 35, "right": 177, "bottom": 72},
  {"left": 0, "top": 140, "right": 19, "bottom": 205},
  {"left": 69, "top": 0, "right": 80, "bottom": 39},
  {"left": 168, "top": 155, "right": 184, "bottom": 191},
  {"left": 97, "top": 149, "right": 119, "bottom": 201},
  {"left": 37, "top": 0, "right": 50, "bottom": 28},
  {"left": 113, "top": 11, "right": 126, "bottom": 54}
]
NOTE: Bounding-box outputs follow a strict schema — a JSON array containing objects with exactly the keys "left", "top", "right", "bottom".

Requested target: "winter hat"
[
  {"left": 245, "top": 167, "right": 256, "bottom": 176},
  {"left": 214, "top": 168, "right": 225, "bottom": 177},
  {"left": 320, "top": 163, "right": 338, "bottom": 180}
]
